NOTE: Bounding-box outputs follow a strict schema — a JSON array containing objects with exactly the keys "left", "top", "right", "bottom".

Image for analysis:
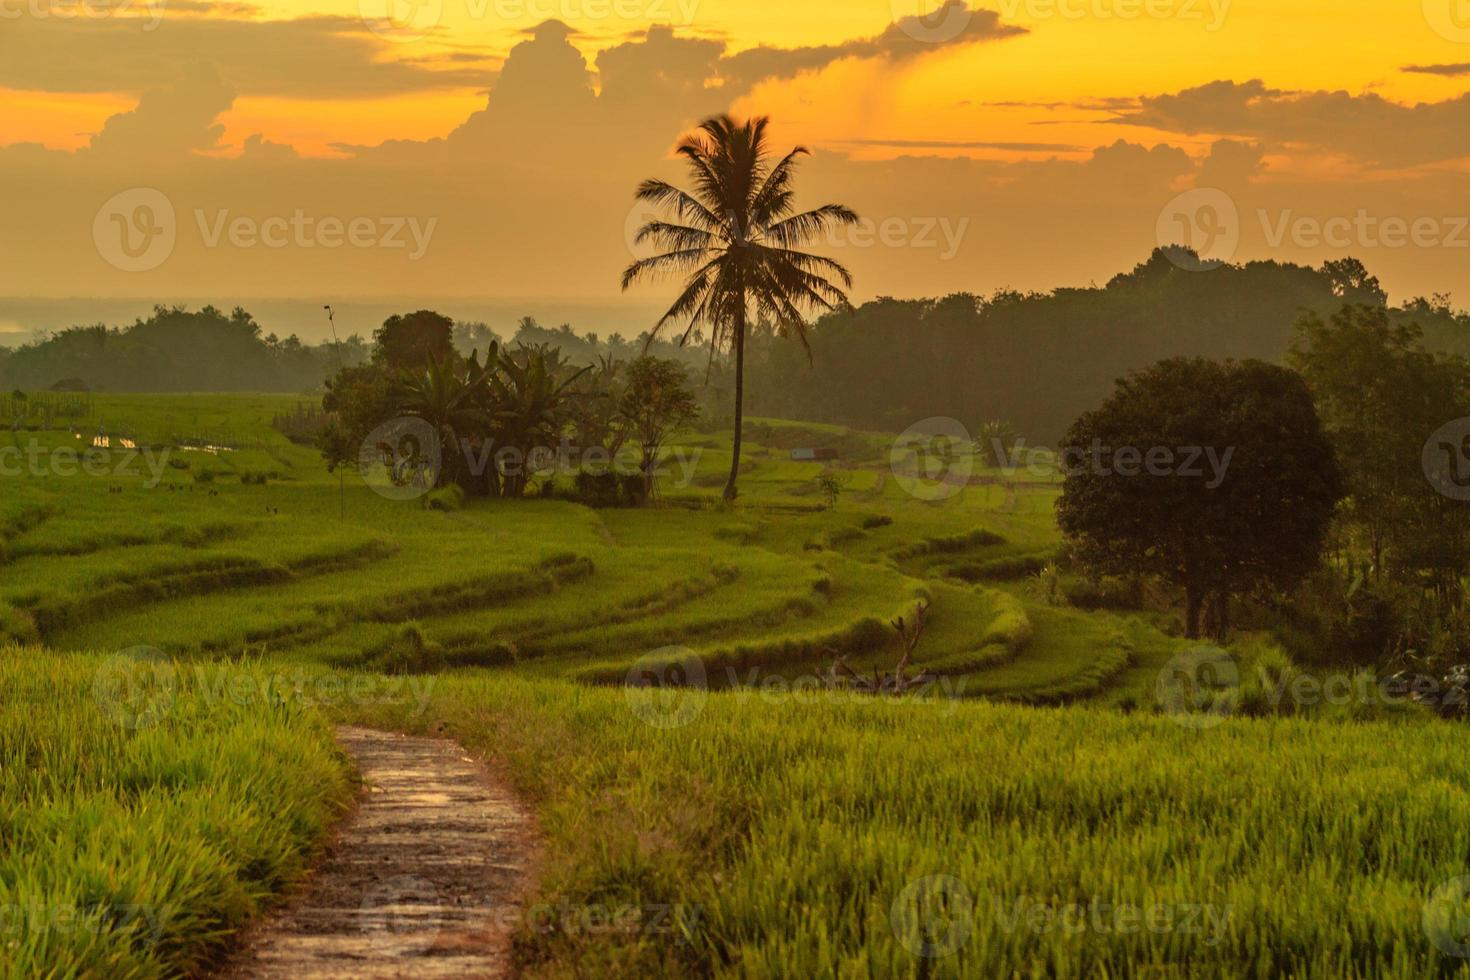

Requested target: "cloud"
[
  {"left": 11, "top": 12, "right": 1470, "bottom": 310},
  {"left": 1117, "top": 78, "right": 1470, "bottom": 167},
  {"left": 1402, "top": 63, "right": 1470, "bottom": 77},
  {"left": 87, "top": 63, "right": 234, "bottom": 158},
  {"left": 831, "top": 138, "right": 1084, "bottom": 153},
  {"left": 720, "top": 3, "right": 1026, "bottom": 91},
  {"left": 0, "top": 13, "right": 493, "bottom": 98},
  {"left": 1196, "top": 139, "right": 1266, "bottom": 187}
]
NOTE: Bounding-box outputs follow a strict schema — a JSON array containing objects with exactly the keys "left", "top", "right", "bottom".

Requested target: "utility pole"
[{"left": 325, "top": 305, "right": 345, "bottom": 523}]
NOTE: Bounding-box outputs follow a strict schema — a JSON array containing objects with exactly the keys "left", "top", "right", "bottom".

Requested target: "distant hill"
[
  {"left": 0, "top": 306, "right": 366, "bottom": 393},
  {"left": 742, "top": 250, "right": 1470, "bottom": 442}
]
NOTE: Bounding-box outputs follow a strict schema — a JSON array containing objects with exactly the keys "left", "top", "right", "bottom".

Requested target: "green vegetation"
[
  {"left": 0, "top": 649, "right": 352, "bottom": 977},
  {"left": 0, "top": 306, "right": 364, "bottom": 394},
  {"left": 5, "top": 384, "right": 1470, "bottom": 977},
  {"left": 345, "top": 672, "right": 1470, "bottom": 978},
  {"left": 1058, "top": 357, "right": 1342, "bottom": 639}
]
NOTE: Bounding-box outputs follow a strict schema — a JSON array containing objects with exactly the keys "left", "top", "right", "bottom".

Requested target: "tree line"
[
  {"left": 318, "top": 310, "right": 700, "bottom": 504},
  {"left": 0, "top": 306, "right": 368, "bottom": 393},
  {"left": 1057, "top": 303, "right": 1470, "bottom": 677}
]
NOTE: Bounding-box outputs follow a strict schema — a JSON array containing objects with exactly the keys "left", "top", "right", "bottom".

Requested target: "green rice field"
[{"left": 4, "top": 393, "right": 1470, "bottom": 977}]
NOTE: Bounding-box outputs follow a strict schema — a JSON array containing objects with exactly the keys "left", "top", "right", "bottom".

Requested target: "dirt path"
[{"left": 221, "top": 726, "right": 536, "bottom": 980}]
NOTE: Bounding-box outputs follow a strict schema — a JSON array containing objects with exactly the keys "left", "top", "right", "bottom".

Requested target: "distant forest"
[
  {"left": 5, "top": 250, "right": 1468, "bottom": 442},
  {"left": 0, "top": 306, "right": 370, "bottom": 394}
]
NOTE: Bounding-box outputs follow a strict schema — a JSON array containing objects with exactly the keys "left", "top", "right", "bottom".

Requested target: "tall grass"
[
  {"left": 0, "top": 648, "right": 352, "bottom": 978},
  {"left": 346, "top": 672, "right": 1470, "bottom": 978}
]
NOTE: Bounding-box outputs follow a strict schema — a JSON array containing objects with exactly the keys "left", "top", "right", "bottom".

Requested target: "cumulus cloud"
[
  {"left": 0, "top": 13, "right": 493, "bottom": 97},
  {"left": 7, "top": 8, "right": 1470, "bottom": 308},
  {"left": 1196, "top": 139, "right": 1266, "bottom": 187},
  {"left": 87, "top": 63, "right": 235, "bottom": 158},
  {"left": 1117, "top": 78, "right": 1470, "bottom": 167}
]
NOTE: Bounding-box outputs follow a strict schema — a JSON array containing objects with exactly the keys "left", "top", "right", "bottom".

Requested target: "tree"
[
  {"left": 373, "top": 310, "right": 455, "bottom": 372},
  {"left": 393, "top": 346, "right": 497, "bottom": 490},
  {"left": 482, "top": 344, "right": 589, "bottom": 497},
  {"left": 1289, "top": 305, "right": 1470, "bottom": 598},
  {"left": 451, "top": 320, "right": 496, "bottom": 357},
  {"left": 975, "top": 420, "right": 1020, "bottom": 469},
  {"left": 1057, "top": 358, "right": 1343, "bottom": 639},
  {"left": 1321, "top": 258, "right": 1387, "bottom": 308},
  {"left": 621, "top": 114, "right": 858, "bottom": 502},
  {"left": 618, "top": 356, "right": 698, "bottom": 499},
  {"left": 570, "top": 354, "right": 628, "bottom": 459},
  {"left": 320, "top": 362, "right": 401, "bottom": 473}
]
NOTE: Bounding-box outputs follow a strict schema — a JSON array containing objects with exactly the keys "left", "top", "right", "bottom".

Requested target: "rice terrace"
[{"left": 9, "top": 2, "right": 1470, "bottom": 978}]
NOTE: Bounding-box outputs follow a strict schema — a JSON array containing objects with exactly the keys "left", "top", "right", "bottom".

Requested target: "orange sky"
[
  {"left": 4, "top": 0, "right": 1470, "bottom": 314},
  {"left": 5, "top": 0, "right": 1466, "bottom": 158}
]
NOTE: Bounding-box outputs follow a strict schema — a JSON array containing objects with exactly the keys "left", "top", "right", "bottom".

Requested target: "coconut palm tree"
[
  {"left": 393, "top": 345, "right": 497, "bottom": 490},
  {"left": 621, "top": 115, "right": 858, "bottom": 502}
]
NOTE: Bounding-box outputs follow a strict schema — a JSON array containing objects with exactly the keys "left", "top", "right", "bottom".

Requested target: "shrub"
[
  {"left": 1064, "top": 576, "right": 1143, "bottom": 610},
  {"left": 619, "top": 473, "right": 648, "bottom": 507},
  {"left": 425, "top": 484, "right": 466, "bottom": 512},
  {"left": 380, "top": 623, "right": 446, "bottom": 674},
  {"left": 946, "top": 554, "right": 1049, "bottom": 583},
  {"left": 573, "top": 471, "right": 621, "bottom": 507}
]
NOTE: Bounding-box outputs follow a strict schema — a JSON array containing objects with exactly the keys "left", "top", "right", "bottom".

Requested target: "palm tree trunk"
[{"left": 723, "top": 302, "right": 746, "bottom": 502}]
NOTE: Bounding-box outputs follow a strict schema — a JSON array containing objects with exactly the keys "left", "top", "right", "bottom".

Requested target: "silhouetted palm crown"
[{"left": 621, "top": 115, "right": 859, "bottom": 353}]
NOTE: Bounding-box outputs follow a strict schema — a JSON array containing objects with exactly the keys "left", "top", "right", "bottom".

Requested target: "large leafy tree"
[
  {"left": 1289, "top": 305, "right": 1470, "bottom": 599},
  {"left": 621, "top": 114, "right": 858, "bottom": 501},
  {"left": 1057, "top": 358, "right": 1343, "bottom": 639},
  {"left": 374, "top": 310, "right": 455, "bottom": 373}
]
